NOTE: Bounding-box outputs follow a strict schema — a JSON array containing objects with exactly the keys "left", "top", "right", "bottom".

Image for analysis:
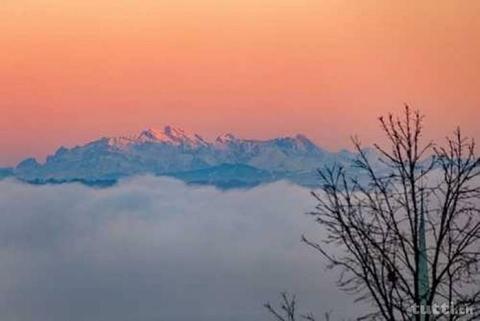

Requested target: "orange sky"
[{"left": 1, "top": 0, "right": 479, "bottom": 166}]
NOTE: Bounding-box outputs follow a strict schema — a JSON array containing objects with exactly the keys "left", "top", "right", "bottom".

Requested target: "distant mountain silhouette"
[{"left": 12, "top": 126, "right": 365, "bottom": 188}]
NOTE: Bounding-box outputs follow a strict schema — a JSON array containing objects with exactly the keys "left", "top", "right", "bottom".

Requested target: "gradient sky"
[{"left": 1, "top": 1, "right": 479, "bottom": 166}]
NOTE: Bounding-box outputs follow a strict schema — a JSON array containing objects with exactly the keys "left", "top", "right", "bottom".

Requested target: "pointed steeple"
[{"left": 418, "top": 187, "right": 429, "bottom": 321}]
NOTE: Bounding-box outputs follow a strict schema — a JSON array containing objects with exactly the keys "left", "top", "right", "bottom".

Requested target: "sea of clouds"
[{"left": 0, "top": 176, "right": 362, "bottom": 321}]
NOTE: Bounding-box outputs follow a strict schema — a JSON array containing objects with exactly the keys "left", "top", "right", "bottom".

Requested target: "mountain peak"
[
  {"left": 293, "top": 134, "right": 317, "bottom": 146},
  {"left": 137, "top": 126, "right": 208, "bottom": 147},
  {"left": 138, "top": 128, "right": 162, "bottom": 140},
  {"left": 215, "top": 133, "right": 237, "bottom": 144}
]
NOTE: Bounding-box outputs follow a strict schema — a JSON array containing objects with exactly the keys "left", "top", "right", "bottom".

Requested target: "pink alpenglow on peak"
[
  {"left": 137, "top": 126, "right": 209, "bottom": 147},
  {"left": 106, "top": 126, "right": 209, "bottom": 148},
  {"left": 215, "top": 133, "right": 238, "bottom": 144}
]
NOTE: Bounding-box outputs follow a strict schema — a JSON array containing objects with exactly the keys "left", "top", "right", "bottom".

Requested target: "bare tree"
[
  {"left": 264, "top": 292, "right": 330, "bottom": 321},
  {"left": 299, "top": 106, "right": 480, "bottom": 321}
]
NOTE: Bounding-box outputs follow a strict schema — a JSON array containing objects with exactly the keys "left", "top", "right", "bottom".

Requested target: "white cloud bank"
[{"left": 0, "top": 177, "right": 361, "bottom": 321}]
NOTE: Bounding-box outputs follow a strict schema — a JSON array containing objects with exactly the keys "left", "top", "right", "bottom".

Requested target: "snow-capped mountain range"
[{"left": 10, "top": 126, "right": 359, "bottom": 188}]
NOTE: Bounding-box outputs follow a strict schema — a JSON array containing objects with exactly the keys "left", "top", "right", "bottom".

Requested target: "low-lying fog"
[{"left": 0, "top": 177, "right": 361, "bottom": 321}]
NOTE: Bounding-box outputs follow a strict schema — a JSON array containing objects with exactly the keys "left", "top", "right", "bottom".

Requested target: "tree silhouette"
[
  {"left": 264, "top": 292, "right": 330, "bottom": 321},
  {"left": 267, "top": 107, "right": 480, "bottom": 321}
]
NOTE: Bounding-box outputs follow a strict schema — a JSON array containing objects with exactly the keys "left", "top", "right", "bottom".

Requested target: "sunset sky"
[{"left": 1, "top": 0, "right": 479, "bottom": 166}]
